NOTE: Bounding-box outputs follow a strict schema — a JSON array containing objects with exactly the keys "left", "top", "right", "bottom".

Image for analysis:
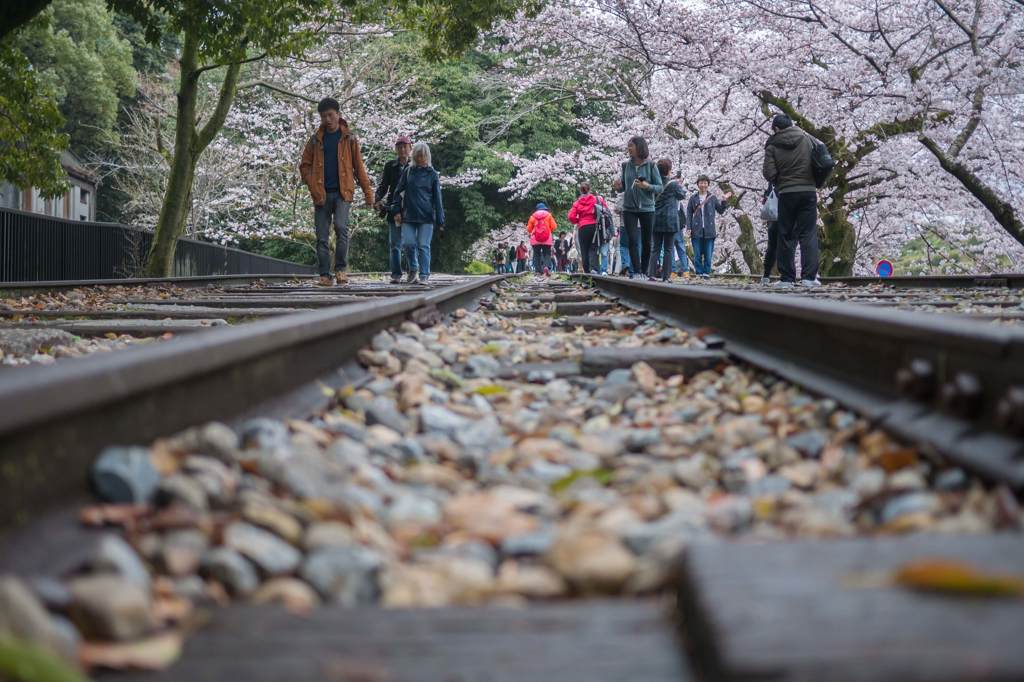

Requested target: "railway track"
[
  {"left": 716, "top": 271, "right": 1024, "bottom": 289},
  {"left": 0, "top": 274, "right": 473, "bottom": 367},
  {"left": 0, "top": 273, "right": 1021, "bottom": 681},
  {"left": 708, "top": 275, "right": 1024, "bottom": 323}
]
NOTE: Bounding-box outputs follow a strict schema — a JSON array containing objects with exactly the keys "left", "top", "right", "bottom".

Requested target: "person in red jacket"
[
  {"left": 567, "top": 181, "right": 610, "bottom": 273},
  {"left": 515, "top": 241, "right": 529, "bottom": 273},
  {"left": 527, "top": 202, "right": 556, "bottom": 275}
]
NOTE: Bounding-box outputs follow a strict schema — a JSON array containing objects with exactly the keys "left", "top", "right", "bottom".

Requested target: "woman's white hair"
[{"left": 412, "top": 141, "right": 432, "bottom": 167}]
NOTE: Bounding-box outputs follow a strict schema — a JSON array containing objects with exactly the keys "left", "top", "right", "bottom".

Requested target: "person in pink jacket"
[
  {"left": 567, "top": 182, "right": 609, "bottom": 273},
  {"left": 527, "top": 202, "right": 556, "bottom": 275}
]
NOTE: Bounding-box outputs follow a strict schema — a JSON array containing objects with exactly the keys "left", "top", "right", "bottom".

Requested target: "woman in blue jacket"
[
  {"left": 685, "top": 175, "right": 732, "bottom": 279},
  {"left": 649, "top": 159, "right": 687, "bottom": 281},
  {"left": 390, "top": 142, "right": 445, "bottom": 284}
]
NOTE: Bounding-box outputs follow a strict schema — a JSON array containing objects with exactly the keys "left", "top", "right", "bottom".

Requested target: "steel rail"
[
  {"left": 715, "top": 272, "right": 1024, "bottom": 289},
  {"left": 0, "top": 275, "right": 506, "bottom": 528},
  {"left": 580, "top": 275, "right": 1024, "bottom": 490},
  {"left": 0, "top": 274, "right": 308, "bottom": 293}
]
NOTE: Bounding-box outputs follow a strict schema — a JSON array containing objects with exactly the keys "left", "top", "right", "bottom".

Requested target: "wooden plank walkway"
[
  {"left": 678, "top": 534, "right": 1024, "bottom": 682},
  {"left": 108, "top": 599, "right": 691, "bottom": 682}
]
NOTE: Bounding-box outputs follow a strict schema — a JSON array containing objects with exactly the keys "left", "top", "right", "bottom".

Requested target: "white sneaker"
[
  {"left": 773, "top": 280, "right": 795, "bottom": 289},
  {"left": 760, "top": 277, "right": 771, "bottom": 285},
  {"left": 798, "top": 279, "right": 822, "bottom": 288}
]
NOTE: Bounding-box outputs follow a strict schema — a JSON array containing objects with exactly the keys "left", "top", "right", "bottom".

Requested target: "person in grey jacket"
[
  {"left": 612, "top": 136, "right": 662, "bottom": 278},
  {"left": 685, "top": 175, "right": 733, "bottom": 278},
  {"left": 649, "top": 159, "right": 687, "bottom": 281},
  {"left": 762, "top": 113, "right": 819, "bottom": 287},
  {"left": 390, "top": 141, "right": 445, "bottom": 284}
]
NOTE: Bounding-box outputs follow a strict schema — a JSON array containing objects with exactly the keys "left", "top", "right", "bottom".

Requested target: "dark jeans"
[
  {"left": 777, "top": 192, "right": 819, "bottom": 282},
  {"left": 387, "top": 216, "right": 402, "bottom": 279},
  {"left": 532, "top": 244, "right": 552, "bottom": 273},
  {"left": 762, "top": 221, "right": 779, "bottom": 276},
  {"left": 622, "top": 211, "right": 654, "bottom": 276},
  {"left": 648, "top": 231, "right": 675, "bottom": 280},
  {"left": 691, "top": 237, "right": 715, "bottom": 275},
  {"left": 578, "top": 224, "right": 599, "bottom": 273},
  {"left": 314, "top": 192, "right": 352, "bottom": 276},
  {"left": 516, "top": 259, "right": 527, "bottom": 273}
]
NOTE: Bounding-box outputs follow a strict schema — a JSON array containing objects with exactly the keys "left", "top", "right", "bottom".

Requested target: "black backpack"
[
  {"left": 595, "top": 198, "right": 615, "bottom": 242},
  {"left": 807, "top": 134, "right": 836, "bottom": 188}
]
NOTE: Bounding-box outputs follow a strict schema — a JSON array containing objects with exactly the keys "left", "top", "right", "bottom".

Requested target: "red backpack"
[{"left": 532, "top": 211, "right": 552, "bottom": 242}]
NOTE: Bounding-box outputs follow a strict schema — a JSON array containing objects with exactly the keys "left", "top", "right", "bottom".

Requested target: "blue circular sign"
[{"left": 875, "top": 259, "right": 894, "bottom": 278}]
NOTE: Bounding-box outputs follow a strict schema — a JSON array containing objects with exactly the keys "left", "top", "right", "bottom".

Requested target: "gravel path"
[{"left": 1, "top": 275, "right": 1019, "bottom": 675}]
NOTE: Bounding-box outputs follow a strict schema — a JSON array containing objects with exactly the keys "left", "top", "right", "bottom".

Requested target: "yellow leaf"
[
  {"left": 80, "top": 632, "right": 183, "bottom": 671},
  {"left": 894, "top": 558, "right": 1024, "bottom": 598}
]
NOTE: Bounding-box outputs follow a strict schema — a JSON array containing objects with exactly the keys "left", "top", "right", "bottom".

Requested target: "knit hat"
[
  {"left": 395, "top": 135, "right": 413, "bottom": 145},
  {"left": 772, "top": 114, "right": 793, "bottom": 130},
  {"left": 535, "top": 202, "right": 548, "bottom": 211}
]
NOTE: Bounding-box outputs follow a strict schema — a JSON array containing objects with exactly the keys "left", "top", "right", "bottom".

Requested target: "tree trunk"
[
  {"left": 145, "top": 32, "right": 199, "bottom": 277},
  {"left": 720, "top": 182, "right": 762, "bottom": 274},
  {"left": 144, "top": 31, "right": 243, "bottom": 276},
  {"left": 818, "top": 195, "right": 856, "bottom": 276},
  {"left": 735, "top": 213, "right": 763, "bottom": 274}
]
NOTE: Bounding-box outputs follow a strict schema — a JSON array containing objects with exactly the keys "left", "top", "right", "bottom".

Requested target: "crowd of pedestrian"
[
  {"left": 299, "top": 97, "right": 826, "bottom": 287},
  {"left": 512, "top": 124, "right": 822, "bottom": 285}
]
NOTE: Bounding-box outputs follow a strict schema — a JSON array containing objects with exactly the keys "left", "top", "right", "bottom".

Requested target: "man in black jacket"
[
  {"left": 375, "top": 135, "right": 413, "bottom": 284},
  {"left": 762, "top": 114, "right": 819, "bottom": 288}
]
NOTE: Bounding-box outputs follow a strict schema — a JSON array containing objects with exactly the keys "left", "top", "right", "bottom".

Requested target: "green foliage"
[
  {"left": 14, "top": 0, "right": 136, "bottom": 156},
  {"left": 551, "top": 468, "right": 614, "bottom": 494},
  {"left": 0, "top": 637, "right": 88, "bottom": 682},
  {"left": 380, "top": 42, "right": 589, "bottom": 272},
  {"left": 237, "top": 235, "right": 316, "bottom": 266},
  {"left": 465, "top": 260, "right": 494, "bottom": 274},
  {"left": 895, "top": 234, "right": 1014, "bottom": 275},
  {"left": 0, "top": 41, "right": 67, "bottom": 197},
  {"left": 345, "top": 0, "right": 543, "bottom": 60},
  {"left": 349, "top": 221, "right": 391, "bottom": 273}
]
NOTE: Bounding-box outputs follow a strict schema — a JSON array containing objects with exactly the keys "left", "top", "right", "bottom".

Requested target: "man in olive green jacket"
[
  {"left": 763, "top": 114, "right": 819, "bottom": 288},
  {"left": 299, "top": 97, "right": 374, "bottom": 286}
]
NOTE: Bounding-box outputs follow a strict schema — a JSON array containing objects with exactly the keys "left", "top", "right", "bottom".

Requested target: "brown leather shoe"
[
  {"left": 335, "top": 271, "right": 349, "bottom": 285},
  {"left": 317, "top": 275, "right": 332, "bottom": 287}
]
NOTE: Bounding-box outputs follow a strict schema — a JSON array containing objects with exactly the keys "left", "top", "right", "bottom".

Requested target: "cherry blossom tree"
[
  {"left": 104, "top": 30, "right": 438, "bottom": 251},
  {"left": 487, "top": 0, "right": 1024, "bottom": 274}
]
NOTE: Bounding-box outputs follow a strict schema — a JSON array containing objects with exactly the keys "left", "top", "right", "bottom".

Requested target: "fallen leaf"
[
  {"left": 287, "top": 419, "right": 333, "bottom": 446},
  {"left": 152, "top": 595, "right": 193, "bottom": 625},
  {"left": 877, "top": 448, "right": 917, "bottom": 473},
  {"left": 79, "top": 504, "right": 151, "bottom": 528},
  {"left": 80, "top": 632, "right": 183, "bottom": 671},
  {"left": 894, "top": 558, "right": 1024, "bottom": 598}
]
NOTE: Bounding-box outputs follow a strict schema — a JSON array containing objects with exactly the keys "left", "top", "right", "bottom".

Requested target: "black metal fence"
[{"left": 0, "top": 208, "right": 315, "bottom": 281}]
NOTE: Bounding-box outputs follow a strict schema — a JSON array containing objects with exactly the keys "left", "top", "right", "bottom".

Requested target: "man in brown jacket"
[{"left": 299, "top": 97, "right": 375, "bottom": 286}]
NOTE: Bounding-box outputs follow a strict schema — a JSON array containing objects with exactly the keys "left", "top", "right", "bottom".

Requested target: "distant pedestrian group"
[
  {"left": 520, "top": 120, "right": 824, "bottom": 285},
  {"left": 300, "top": 97, "right": 444, "bottom": 287},
  {"left": 300, "top": 97, "right": 825, "bottom": 287}
]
